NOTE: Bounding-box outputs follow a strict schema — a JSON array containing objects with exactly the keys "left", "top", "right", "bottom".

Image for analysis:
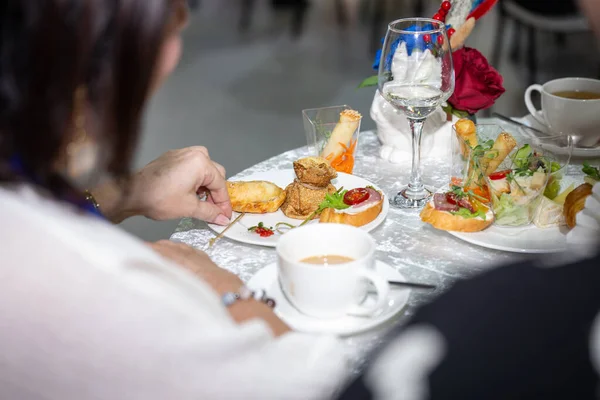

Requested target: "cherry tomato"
[
  {"left": 344, "top": 188, "right": 370, "bottom": 206},
  {"left": 423, "top": 34, "right": 432, "bottom": 43},
  {"left": 441, "top": 1, "right": 452, "bottom": 12},
  {"left": 448, "top": 27, "right": 456, "bottom": 37},
  {"left": 432, "top": 13, "right": 444, "bottom": 21},
  {"left": 437, "top": 35, "right": 445, "bottom": 45},
  {"left": 488, "top": 170, "right": 511, "bottom": 180}
]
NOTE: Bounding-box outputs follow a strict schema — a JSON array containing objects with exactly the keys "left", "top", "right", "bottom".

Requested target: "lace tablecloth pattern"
[{"left": 171, "top": 121, "right": 594, "bottom": 372}]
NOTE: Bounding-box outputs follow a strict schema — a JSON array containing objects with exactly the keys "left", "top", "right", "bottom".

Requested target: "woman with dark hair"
[{"left": 0, "top": 1, "right": 347, "bottom": 398}]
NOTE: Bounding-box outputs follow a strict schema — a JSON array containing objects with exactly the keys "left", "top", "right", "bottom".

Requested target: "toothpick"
[{"left": 209, "top": 213, "right": 246, "bottom": 248}]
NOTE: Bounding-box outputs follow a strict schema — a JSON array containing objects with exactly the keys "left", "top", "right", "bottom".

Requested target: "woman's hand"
[
  {"left": 93, "top": 146, "right": 232, "bottom": 224},
  {"left": 131, "top": 146, "right": 232, "bottom": 224}
]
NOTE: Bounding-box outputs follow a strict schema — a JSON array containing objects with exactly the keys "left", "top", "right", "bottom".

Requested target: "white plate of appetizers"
[
  {"left": 248, "top": 260, "right": 410, "bottom": 336},
  {"left": 208, "top": 170, "right": 389, "bottom": 247},
  {"left": 446, "top": 174, "right": 580, "bottom": 254},
  {"left": 448, "top": 225, "right": 569, "bottom": 254}
]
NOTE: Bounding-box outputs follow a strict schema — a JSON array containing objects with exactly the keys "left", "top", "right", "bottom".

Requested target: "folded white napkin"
[{"left": 371, "top": 92, "right": 456, "bottom": 164}]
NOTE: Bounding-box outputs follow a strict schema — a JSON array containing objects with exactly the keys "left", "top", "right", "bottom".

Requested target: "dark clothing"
[{"left": 339, "top": 252, "right": 600, "bottom": 399}]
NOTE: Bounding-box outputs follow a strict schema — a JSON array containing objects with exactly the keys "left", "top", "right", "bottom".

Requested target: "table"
[{"left": 170, "top": 119, "right": 591, "bottom": 372}]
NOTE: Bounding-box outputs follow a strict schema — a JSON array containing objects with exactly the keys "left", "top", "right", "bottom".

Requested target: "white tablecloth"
[{"left": 170, "top": 119, "right": 590, "bottom": 372}]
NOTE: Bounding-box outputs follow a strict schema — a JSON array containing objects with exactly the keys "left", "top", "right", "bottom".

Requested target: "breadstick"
[
  {"left": 320, "top": 110, "right": 362, "bottom": 161},
  {"left": 454, "top": 118, "right": 478, "bottom": 157},
  {"left": 479, "top": 132, "right": 518, "bottom": 176},
  {"left": 450, "top": 17, "right": 476, "bottom": 50}
]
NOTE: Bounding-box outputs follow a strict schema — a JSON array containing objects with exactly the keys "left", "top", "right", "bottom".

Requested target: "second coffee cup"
[{"left": 524, "top": 77, "right": 600, "bottom": 139}]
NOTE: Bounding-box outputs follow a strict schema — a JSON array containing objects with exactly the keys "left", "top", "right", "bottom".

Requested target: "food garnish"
[
  {"left": 248, "top": 222, "right": 275, "bottom": 237},
  {"left": 274, "top": 222, "right": 296, "bottom": 234},
  {"left": 450, "top": 177, "right": 463, "bottom": 187},
  {"left": 300, "top": 187, "right": 349, "bottom": 226},
  {"left": 484, "top": 145, "right": 551, "bottom": 227},
  {"left": 451, "top": 207, "right": 486, "bottom": 220},
  {"left": 450, "top": 184, "right": 489, "bottom": 204},
  {"left": 300, "top": 186, "right": 379, "bottom": 226},
  {"left": 583, "top": 162, "right": 600, "bottom": 185},
  {"left": 343, "top": 188, "right": 370, "bottom": 205},
  {"left": 543, "top": 163, "right": 563, "bottom": 200},
  {"left": 445, "top": 186, "right": 488, "bottom": 220},
  {"left": 511, "top": 143, "right": 532, "bottom": 170},
  {"left": 320, "top": 110, "right": 362, "bottom": 173},
  {"left": 326, "top": 139, "right": 357, "bottom": 174},
  {"left": 553, "top": 183, "right": 576, "bottom": 205},
  {"left": 544, "top": 177, "right": 562, "bottom": 200},
  {"left": 488, "top": 169, "right": 511, "bottom": 181},
  {"left": 564, "top": 183, "right": 594, "bottom": 228},
  {"left": 463, "top": 133, "right": 516, "bottom": 193}
]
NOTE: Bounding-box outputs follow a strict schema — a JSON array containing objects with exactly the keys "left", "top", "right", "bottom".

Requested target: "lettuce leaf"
[
  {"left": 494, "top": 193, "right": 530, "bottom": 226},
  {"left": 583, "top": 162, "right": 600, "bottom": 181},
  {"left": 450, "top": 207, "right": 487, "bottom": 220}
]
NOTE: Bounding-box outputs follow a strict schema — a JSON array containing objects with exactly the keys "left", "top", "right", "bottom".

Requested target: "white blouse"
[{"left": 0, "top": 185, "right": 348, "bottom": 400}]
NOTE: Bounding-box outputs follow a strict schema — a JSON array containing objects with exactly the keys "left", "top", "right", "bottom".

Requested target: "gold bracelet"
[{"left": 83, "top": 190, "right": 100, "bottom": 212}]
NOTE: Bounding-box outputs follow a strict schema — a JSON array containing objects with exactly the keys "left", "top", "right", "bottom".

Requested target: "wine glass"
[{"left": 378, "top": 18, "right": 455, "bottom": 208}]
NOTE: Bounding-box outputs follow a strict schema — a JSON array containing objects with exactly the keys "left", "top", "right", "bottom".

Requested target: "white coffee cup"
[
  {"left": 524, "top": 77, "right": 600, "bottom": 139},
  {"left": 276, "top": 224, "right": 389, "bottom": 319}
]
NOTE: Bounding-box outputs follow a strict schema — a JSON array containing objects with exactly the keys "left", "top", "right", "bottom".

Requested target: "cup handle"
[
  {"left": 524, "top": 84, "right": 546, "bottom": 126},
  {"left": 346, "top": 269, "right": 390, "bottom": 317}
]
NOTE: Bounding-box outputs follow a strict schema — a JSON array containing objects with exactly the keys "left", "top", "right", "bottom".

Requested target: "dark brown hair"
[{"left": 0, "top": 0, "right": 176, "bottom": 197}]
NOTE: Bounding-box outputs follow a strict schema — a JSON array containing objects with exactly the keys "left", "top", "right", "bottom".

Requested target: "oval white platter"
[{"left": 448, "top": 224, "right": 569, "bottom": 254}]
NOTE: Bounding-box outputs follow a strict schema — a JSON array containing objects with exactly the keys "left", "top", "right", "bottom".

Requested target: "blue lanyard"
[{"left": 10, "top": 154, "right": 105, "bottom": 219}]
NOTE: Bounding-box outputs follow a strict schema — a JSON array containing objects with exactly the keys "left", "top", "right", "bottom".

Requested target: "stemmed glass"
[{"left": 378, "top": 18, "right": 455, "bottom": 208}]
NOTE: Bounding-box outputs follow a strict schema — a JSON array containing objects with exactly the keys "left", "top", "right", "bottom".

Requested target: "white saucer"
[
  {"left": 515, "top": 112, "right": 600, "bottom": 158},
  {"left": 247, "top": 260, "right": 411, "bottom": 336}
]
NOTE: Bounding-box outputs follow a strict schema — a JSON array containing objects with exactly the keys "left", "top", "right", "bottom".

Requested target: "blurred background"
[{"left": 122, "top": 0, "right": 600, "bottom": 241}]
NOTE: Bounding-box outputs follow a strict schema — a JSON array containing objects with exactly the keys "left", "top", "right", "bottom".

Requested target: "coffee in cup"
[
  {"left": 524, "top": 77, "right": 600, "bottom": 141},
  {"left": 276, "top": 224, "right": 389, "bottom": 319}
]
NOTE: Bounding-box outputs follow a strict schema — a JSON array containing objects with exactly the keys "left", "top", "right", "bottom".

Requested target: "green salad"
[
  {"left": 493, "top": 193, "right": 531, "bottom": 226},
  {"left": 487, "top": 144, "right": 551, "bottom": 227}
]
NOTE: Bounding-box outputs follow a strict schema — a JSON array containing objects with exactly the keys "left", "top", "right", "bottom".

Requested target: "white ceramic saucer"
[
  {"left": 515, "top": 112, "right": 600, "bottom": 157},
  {"left": 247, "top": 260, "right": 411, "bottom": 336}
]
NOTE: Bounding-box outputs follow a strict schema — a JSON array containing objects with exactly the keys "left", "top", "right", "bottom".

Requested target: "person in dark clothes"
[{"left": 339, "top": 252, "right": 600, "bottom": 399}]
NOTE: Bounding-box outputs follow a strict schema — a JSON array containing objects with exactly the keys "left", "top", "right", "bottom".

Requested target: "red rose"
[{"left": 447, "top": 47, "right": 505, "bottom": 114}]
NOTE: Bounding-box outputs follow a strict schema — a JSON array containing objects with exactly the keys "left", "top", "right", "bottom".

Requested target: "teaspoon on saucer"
[
  {"left": 387, "top": 280, "right": 437, "bottom": 290},
  {"left": 493, "top": 112, "right": 599, "bottom": 148}
]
